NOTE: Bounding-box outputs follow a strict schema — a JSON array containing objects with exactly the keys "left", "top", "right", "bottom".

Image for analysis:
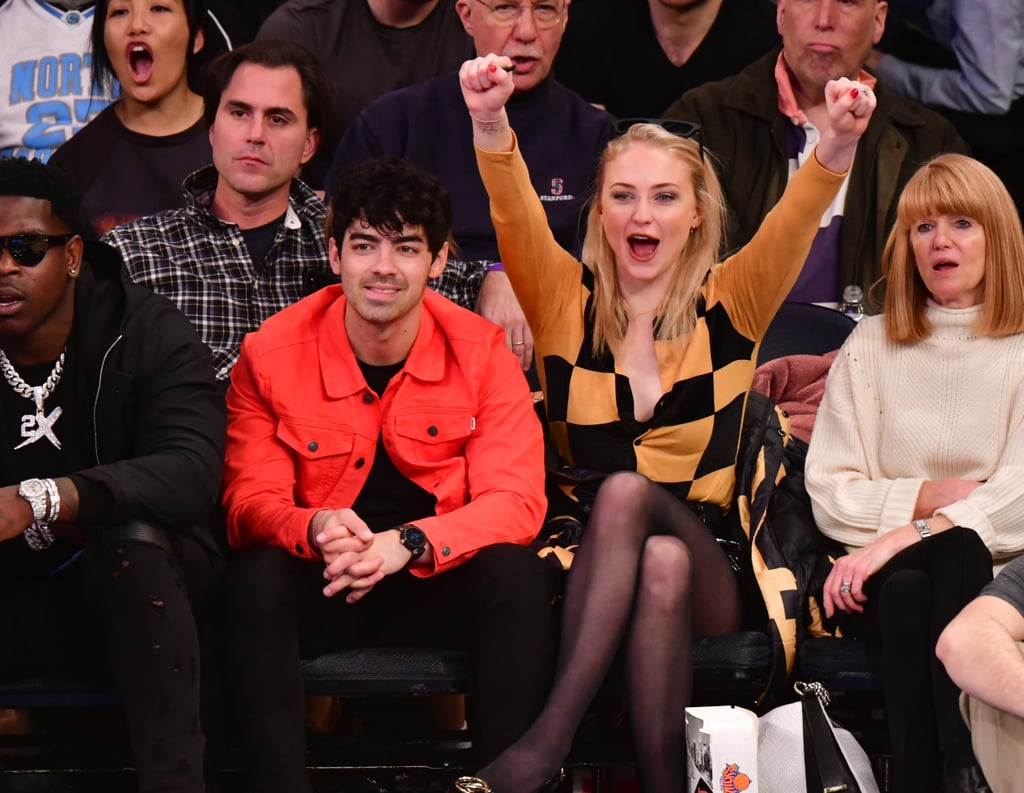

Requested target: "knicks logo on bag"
[{"left": 721, "top": 762, "right": 752, "bottom": 792}]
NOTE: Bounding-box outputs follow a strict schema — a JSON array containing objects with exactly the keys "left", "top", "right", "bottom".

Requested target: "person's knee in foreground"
[
  {"left": 806, "top": 153, "right": 1024, "bottom": 793},
  {"left": 939, "top": 554, "right": 1024, "bottom": 793},
  {"left": 219, "top": 156, "right": 555, "bottom": 793},
  {"left": 457, "top": 51, "right": 876, "bottom": 793},
  {"left": 0, "top": 156, "right": 226, "bottom": 793}
]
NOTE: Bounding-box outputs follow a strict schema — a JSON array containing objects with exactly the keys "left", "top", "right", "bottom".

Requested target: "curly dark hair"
[
  {"left": 326, "top": 158, "right": 453, "bottom": 258},
  {"left": 90, "top": 0, "right": 208, "bottom": 96},
  {"left": 0, "top": 157, "right": 88, "bottom": 236}
]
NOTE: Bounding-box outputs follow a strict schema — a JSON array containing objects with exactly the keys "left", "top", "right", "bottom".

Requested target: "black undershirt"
[
  {"left": 350, "top": 360, "right": 437, "bottom": 533},
  {"left": 239, "top": 212, "right": 287, "bottom": 267}
]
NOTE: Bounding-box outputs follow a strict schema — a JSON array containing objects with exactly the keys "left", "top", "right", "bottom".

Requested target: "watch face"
[
  {"left": 19, "top": 479, "right": 46, "bottom": 498},
  {"left": 402, "top": 526, "right": 427, "bottom": 548}
]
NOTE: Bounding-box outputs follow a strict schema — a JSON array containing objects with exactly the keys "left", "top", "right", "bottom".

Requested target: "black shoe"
[
  {"left": 454, "top": 778, "right": 490, "bottom": 793},
  {"left": 453, "top": 770, "right": 565, "bottom": 793},
  {"left": 944, "top": 763, "right": 993, "bottom": 793}
]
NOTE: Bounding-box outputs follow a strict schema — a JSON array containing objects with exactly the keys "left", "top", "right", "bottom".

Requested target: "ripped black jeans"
[{"left": 0, "top": 523, "right": 218, "bottom": 793}]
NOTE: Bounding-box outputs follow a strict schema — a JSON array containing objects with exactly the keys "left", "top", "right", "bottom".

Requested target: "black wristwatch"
[{"left": 398, "top": 523, "right": 427, "bottom": 559}]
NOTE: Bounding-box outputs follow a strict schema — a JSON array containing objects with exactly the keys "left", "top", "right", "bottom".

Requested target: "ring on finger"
[
  {"left": 512, "top": 340, "right": 525, "bottom": 346},
  {"left": 840, "top": 581, "right": 852, "bottom": 594}
]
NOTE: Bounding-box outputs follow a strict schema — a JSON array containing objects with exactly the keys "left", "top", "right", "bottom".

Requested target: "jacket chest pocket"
[
  {"left": 276, "top": 421, "right": 355, "bottom": 505},
  {"left": 393, "top": 411, "right": 474, "bottom": 466}
]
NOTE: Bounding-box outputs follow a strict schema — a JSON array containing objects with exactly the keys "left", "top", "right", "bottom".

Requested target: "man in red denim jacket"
[{"left": 220, "top": 157, "right": 556, "bottom": 793}]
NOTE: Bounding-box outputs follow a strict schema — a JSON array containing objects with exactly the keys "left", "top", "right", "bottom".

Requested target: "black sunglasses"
[
  {"left": 612, "top": 118, "right": 705, "bottom": 163},
  {"left": 0, "top": 233, "right": 74, "bottom": 266}
]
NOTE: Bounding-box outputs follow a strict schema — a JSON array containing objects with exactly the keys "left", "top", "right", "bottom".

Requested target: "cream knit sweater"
[{"left": 806, "top": 303, "right": 1024, "bottom": 565}]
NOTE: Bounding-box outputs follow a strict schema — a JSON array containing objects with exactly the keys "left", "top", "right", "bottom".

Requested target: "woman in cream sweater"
[{"left": 807, "top": 154, "right": 1024, "bottom": 793}]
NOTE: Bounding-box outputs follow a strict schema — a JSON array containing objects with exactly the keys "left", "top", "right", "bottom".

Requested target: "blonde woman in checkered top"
[{"left": 456, "top": 55, "right": 876, "bottom": 793}]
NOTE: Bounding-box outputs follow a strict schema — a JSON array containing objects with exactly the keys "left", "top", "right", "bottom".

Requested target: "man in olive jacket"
[{"left": 665, "top": 0, "right": 967, "bottom": 308}]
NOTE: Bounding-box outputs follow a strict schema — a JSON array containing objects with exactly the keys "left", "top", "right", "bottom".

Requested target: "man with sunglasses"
[
  {"left": 0, "top": 156, "right": 224, "bottom": 792},
  {"left": 325, "top": 0, "right": 613, "bottom": 375},
  {"left": 664, "top": 0, "right": 967, "bottom": 310}
]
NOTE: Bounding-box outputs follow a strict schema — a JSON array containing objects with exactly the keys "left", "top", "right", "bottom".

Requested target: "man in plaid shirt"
[{"left": 103, "top": 41, "right": 335, "bottom": 383}]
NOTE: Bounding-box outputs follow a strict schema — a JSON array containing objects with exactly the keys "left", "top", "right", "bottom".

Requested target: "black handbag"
[
  {"left": 759, "top": 681, "right": 879, "bottom": 793},
  {"left": 798, "top": 681, "right": 864, "bottom": 793}
]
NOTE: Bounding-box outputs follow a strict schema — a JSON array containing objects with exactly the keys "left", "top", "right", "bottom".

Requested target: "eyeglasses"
[
  {"left": 473, "top": 0, "right": 565, "bottom": 29},
  {"left": 613, "top": 118, "right": 705, "bottom": 163},
  {"left": 0, "top": 234, "right": 74, "bottom": 267}
]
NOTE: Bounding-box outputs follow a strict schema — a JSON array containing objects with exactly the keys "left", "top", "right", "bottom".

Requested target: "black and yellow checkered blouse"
[{"left": 477, "top": 139, "right": 845, "bottom": 511}]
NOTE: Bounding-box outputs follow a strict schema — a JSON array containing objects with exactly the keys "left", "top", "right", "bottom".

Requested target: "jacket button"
[
  {"left": 428, "top": 425, "right": 439, "bottom": 436},
  {"left": 441, "top": 546, "right": 451, "bottom": 556},
  {"left": 308, "top": 441, "right": 318, "bottom": 452},
  {"left": 362, "top": 393, "right": 374, "bottom": 404},
  {"left": 634, "top": 438, "right": 642, "bottom": 446},
  {"left": 295, "top": 543, "right": 304, "bottom": 554},
  {"left": 355, "top": 458, "right": 365, "bottom": 469}
]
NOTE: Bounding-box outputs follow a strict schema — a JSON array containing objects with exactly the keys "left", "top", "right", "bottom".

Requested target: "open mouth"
[
  {"left": 0, "top": 292, "right": 24, "bottom": 312},
  {"left": 933, "top": 260, "right": 958, "bottom": 271},
  {"left": 628, "top": 235, "right": 659, "bottom": 260},
  {"left": 127, "top": 42, "right": 155, "bottom": 83}
]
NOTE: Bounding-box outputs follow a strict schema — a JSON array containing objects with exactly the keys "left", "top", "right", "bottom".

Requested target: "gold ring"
[{"left": 512, "top": 341, "right": 525, "bottom": 346}]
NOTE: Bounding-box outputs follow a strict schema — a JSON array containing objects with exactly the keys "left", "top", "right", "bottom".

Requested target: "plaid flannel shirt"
[
  {"left": 429, "top": 258, "right": 491, "bottom": 310},
  {"left": 103, "top": 166, "right": 331, "bottom": 380}
]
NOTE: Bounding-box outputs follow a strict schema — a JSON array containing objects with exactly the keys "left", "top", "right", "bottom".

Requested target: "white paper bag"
[{"left": 685, "top": 705, "right": 758, "bottom": 792}]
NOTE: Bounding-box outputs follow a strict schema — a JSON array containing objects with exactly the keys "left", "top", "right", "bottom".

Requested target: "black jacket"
[
  {"left": 61, "top": 242, "right": 226, "bottom": 550},
  {"left": 665, "top": 49, "right": 970, "bottom": 307}
]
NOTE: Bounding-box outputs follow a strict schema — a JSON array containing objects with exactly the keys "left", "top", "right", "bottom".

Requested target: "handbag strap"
[{"left": 796, "top": 682, "right": 860, "bottom": 793}]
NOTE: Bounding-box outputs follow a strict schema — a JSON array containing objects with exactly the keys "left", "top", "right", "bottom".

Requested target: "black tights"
[{"left": 477, "top": 472, "right": 742, "bottom": 793}]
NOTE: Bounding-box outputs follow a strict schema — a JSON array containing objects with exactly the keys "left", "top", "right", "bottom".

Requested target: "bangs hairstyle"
[
  {"left": 883, "top": 154, "right": 1024, "bottom": 342},
  {"left": 91, "top": 0, "right": 208, "bottom": 95},
  {"left": 326, "top": 158, "right": 453, "bottom": 258},
  {"left": 582, "top": 123, "right": 727, "bottom": 357}
]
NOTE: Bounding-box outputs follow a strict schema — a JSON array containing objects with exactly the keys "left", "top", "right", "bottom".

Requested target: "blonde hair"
[
  {"left": 582, "top": 124, "right": 728, "bottom": 356},
  {"left": 883, "top": 154, "right": 1024, "bottom": 342}
]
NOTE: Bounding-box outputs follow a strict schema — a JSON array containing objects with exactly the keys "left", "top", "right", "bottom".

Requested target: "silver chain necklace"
[{"left": 0, "top": 347, "right": 65, "bottom": 450}]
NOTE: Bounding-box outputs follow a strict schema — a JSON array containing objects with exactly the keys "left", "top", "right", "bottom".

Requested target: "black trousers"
[
  {"left": 220, "top": 543, "right": 558, "bottom": 793},
  {"left": 844, "top": 527, "right": 994, "bottom": 793},
  {"left": 0, "top": 525, "right": 217, "bottom": 793}
]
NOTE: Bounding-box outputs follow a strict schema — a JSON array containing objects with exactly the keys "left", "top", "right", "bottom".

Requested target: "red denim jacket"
[{"left": 223, "top": 286, "right": 546, "bottom": 575}]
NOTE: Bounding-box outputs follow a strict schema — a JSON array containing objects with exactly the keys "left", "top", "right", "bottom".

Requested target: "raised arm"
[
  {"left": 459, "top": 55, "right": 586, "bottom": 341},
  {"left": 460, "top": 54, "right": 516, "bottom": 154},
  {"left": 709, "top": 78, "right": 876, "bottom": 338}
]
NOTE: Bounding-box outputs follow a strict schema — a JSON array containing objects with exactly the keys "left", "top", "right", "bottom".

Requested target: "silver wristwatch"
[
  {"left": 18, "top": 478, "right": 56, "bottom": 551},
  {"left": 912, "top": 518, "right": 932, "bottom": 540},
  {"left": 18, "top": 478, "right": 49, "bottom": 522}
]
